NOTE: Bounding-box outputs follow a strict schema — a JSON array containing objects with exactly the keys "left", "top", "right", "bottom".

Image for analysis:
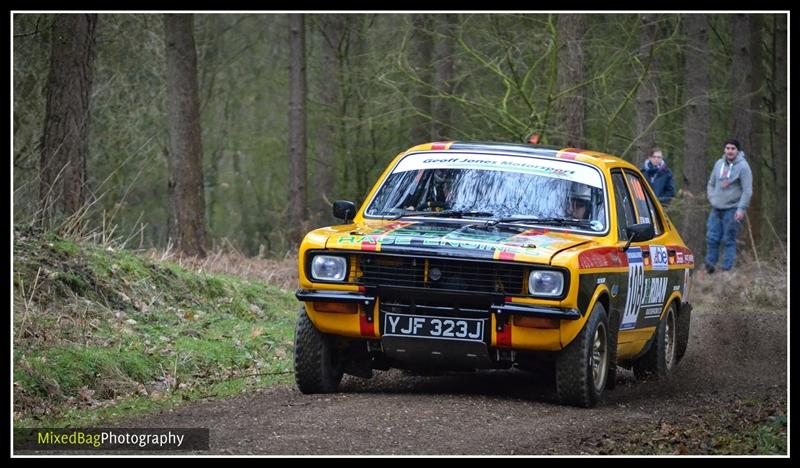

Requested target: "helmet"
[
  {"left": 569, "top": 183, "right": 592, "bottom": 201},
  {"left": 432, "top": 169, "right": 457, "bottom": 184},
  {"left": 568, "top": 183, "right": 592, "bottom": 219}
]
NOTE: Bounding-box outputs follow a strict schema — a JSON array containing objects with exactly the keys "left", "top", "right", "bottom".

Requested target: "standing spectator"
[
  {"left": 704, "top": 139, "right": 753, "bottom": 273},
  {"left": 640, "top": 148, "right": 675, "bottom": 205}
]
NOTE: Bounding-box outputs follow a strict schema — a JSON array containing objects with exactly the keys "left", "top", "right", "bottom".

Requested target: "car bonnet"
[{"left": 324, "top": 219, "right": 591, "bottom": 264}]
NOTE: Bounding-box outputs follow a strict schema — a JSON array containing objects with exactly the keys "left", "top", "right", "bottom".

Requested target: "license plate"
[{"left": 382, "top": 313, "right": 485, "bottom": 342}]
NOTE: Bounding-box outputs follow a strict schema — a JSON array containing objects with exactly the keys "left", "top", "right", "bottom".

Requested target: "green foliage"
[
  {"left": 712, "top": 415, "right": 787, "bottom": 454},
  {"left": 55, "top": 271, "right": 89, "bottom": 295},
  {"left": 13, "top": 229, "right": 297, "bottom": 426},
  {"left": 51, "top": 238, "right": 80, "bottom": 257},
  {"left": 18, "top": 346, "right": 160, "bottom": 399}
]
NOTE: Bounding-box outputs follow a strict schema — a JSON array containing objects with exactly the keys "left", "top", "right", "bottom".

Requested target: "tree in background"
[
  {"left": 554, "top": 14, "right": 587, "bottom": 148},
  {"left": 731, "top": 14, "right": 763, "bottom": 246},
  {"left": 39, "top": 14, "right": 97, "bottom": 228},
  {"left": 633, "top": 14, "right": 659, "bottom": 168},
  {"left": 288, "top": 14, "right": 308, "bottom": 245},
  {"left": 164, "top": 14, "right": 209, "bottom": 257},
  {"left": 410, "top": 15, "right": 434, "bottom": 143},
  {"left": 310, "top": 14, "right": 344, "bottom": 225},
  {"left": 768, "top": 15, "right": 787, "bottom": 244},
  {"left": 681, "top": 14, "right": 711, "bottom": 256},
  {"left": 431, "top": 14, "right": 458, "bottom": 141}
]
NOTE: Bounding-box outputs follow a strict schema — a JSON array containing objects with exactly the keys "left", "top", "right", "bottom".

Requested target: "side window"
[
  {"left": 612, "top": 172, "right": 637, "bottom": 241},
  {"left": 623, "top": 171, "right": 663, "bottom": 236}
]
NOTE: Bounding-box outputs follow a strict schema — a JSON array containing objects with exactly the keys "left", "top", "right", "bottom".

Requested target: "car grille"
[{"left": 355, "top": 253, "right": 526, "bottom": 295}]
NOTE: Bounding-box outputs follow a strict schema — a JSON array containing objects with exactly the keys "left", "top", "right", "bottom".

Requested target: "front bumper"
[{"left": 296, "top": 287, "right": 580, "bottom": 352}]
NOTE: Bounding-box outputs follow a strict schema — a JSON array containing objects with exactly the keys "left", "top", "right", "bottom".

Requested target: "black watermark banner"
[{"left": 14, "top": 428, "right": 209, "bottom": 451}]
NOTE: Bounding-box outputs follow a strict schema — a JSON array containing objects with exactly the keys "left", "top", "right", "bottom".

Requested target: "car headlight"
[
  {"left": 528, "top": 270, "right": 564, "bottom": 297},
  {"left": 310, "top": 255, "right": 347, "bottom": 281}
]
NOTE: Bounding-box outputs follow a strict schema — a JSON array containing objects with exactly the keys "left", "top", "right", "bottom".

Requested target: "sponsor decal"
[
  {"left": 642, "top": 277, "right": 668, "bottom": 307},
  {"left": 393, "top": 152, "right": 604, "bottom": 187},
  {"left": 686, "top": 254, "right": 694, "bottom": 264},
  {"left": 597, "top": 277, "right": 606, "bottom": 284},
  {"left": 673, "top": 285, "right": 681, "bottom": 291},
  {"left": 683, "top": 268, "right": 691, "bottom": 303},
  {"left": 621, "top": 247, "right": 644, "bottom": 329},
  {"left": 644, "top": 307, "right": 662, "bottom": 319},
  {"left": 650, "top": 245, "right": 669, "bottom": 271},
  {"left": 333, "top": 223, "right": 577, "bottom": 258},
  {"left": 611, "top": 284, "right": 619, "bottom": 297},
  {"left": 676, "top": 251, "right": 685, "bottom": 264}
]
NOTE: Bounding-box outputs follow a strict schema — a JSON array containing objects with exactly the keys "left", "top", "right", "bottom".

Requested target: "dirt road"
[{"left": 116, "top": 305, "right": 788, "bottom": 455}]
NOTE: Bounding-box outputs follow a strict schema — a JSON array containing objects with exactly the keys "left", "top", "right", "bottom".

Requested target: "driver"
[
  {"left": 409, "top": 169, "right": 454, "bottom": 211},
  {"left": 567, "top": 183, "right": 592, "bottom": 220}
]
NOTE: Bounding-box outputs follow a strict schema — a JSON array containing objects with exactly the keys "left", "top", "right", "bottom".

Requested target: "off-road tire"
[
  {"left": 294, "top": 307, "right": 343, "bottom": 393},
  {"left": 556, "top": 303, "right": 610, "bottom": 408},
  {"left": 633, "top": 303, "right": 677, "bottom": 381}
]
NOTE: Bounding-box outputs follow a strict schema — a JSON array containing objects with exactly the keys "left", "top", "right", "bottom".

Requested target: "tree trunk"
[
  {"left": 770, "top": 15, "right": 787, "bottom": 243},
  {"left": 288, "top": 14, "right": 308, "bottom": 245},
  {"left": 164, "top": 14, "right": 209, "bottom": 257},
  {"left": 681, "top": 14, "right": 711, "bottom": 257},
  {"left": 39, "top": 14, "right": 97, "bottom": 227},
  {"left": 232, "top": 150, "right": 254, "bottom": 254},
  {"left": 555, "top": 14, "right": 587, "bottom": 148},
  {"left": 731, "top": 14, "right": 762, "bottom": 246},
  {"left": 313, "top": 15, "right": 344, "bottom": 225},
  {"left": 410, "top": 14, "right": 433, "bottom": 143},
  {"left": 431, "top": 14, "right": 457, "bottom": 141},
  {"left": 634, "top": 14, "right": 659, "bottom": 167}
]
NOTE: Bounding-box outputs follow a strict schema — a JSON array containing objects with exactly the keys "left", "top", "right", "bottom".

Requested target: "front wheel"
[
  {"left": 293, "top": 307, "right": 343, "bottom": 393},
  {"left": 556, "top": 302, "right": 609, "bottom": 408},
  {"left": 633, "top": 303, "right": 677, "bottom": 381}
]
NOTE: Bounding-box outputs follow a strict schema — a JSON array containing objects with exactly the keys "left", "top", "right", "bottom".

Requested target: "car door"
[{"left": 617, "top": 170, "right": 669, "bottom": 332}]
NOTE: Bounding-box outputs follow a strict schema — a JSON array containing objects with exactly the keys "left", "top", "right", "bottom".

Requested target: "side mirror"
[
  {"left": 332, "top": 200, "right": 356, "bottom": 222},
  {"left": 623, "top": 223, "right": 655, "bottom": 251}
]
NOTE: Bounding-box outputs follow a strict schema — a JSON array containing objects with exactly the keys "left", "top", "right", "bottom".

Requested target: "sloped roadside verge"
[{"left": 13, "top": 226, "right": 298, "bottom": 428}]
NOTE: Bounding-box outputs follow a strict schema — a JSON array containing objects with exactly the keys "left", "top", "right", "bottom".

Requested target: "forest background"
[{"left": 12, "top": 12, "right": 788, "bottom": 262}]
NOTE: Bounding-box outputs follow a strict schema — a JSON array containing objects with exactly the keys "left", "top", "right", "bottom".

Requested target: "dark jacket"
[{"left": 641, "top": 160, "right": 676, "bottom": 205}]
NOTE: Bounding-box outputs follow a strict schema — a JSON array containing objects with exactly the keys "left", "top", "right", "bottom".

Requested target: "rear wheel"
[
  {"left": 294, "top": 307, "right": 343, "bottom": 393},
  {"left": 633, "top": 303, "right": 677, "bottom": 381},
  {"left": 556, "top": 302, "right": 609, "bottom": 408},
  {"left": 675, "top": 304, "right": 691, "bottom": 363}
]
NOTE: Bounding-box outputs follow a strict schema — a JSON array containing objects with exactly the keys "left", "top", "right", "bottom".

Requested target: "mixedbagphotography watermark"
[{"left": 14, "top": 428, "right": 209, "bottom": 451}]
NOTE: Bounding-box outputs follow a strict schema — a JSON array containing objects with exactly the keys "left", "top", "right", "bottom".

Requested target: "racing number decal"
[{"left": 621, "top": 247, "right": 644, "bottom": 330}]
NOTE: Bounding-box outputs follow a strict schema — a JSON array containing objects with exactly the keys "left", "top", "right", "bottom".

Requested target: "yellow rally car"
[{"left": 294, "top": 141, "right": 694, "bottom": 407}]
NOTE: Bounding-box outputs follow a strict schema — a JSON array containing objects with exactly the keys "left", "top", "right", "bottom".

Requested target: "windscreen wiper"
[
  {"left": 389, "top": 209, "right": 495, "bottom": 220},
  {"left": 486, "top": 217, "right": 594, "bottom": 228}
]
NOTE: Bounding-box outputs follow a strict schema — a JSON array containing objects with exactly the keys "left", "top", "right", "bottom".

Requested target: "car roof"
[{"left": 403, "top": 141, "right": 639, "bottom": 173}]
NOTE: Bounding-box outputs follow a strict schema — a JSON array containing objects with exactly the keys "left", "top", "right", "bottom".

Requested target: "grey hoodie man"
[
  {"left": 704, "top": 139, "right": 753, "bottom": 273},
  {"left": 707, "top": 149, "right": 752, "bottom": 217}
]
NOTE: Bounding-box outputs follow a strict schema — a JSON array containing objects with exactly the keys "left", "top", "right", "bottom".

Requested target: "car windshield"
[{"left": 364, "top": 152, "right": 608, "bottom": 233}]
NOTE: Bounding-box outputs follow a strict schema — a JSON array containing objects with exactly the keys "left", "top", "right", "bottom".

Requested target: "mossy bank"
[{"left": 13, "top": 227, "right": 298, "bottom": 428}]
